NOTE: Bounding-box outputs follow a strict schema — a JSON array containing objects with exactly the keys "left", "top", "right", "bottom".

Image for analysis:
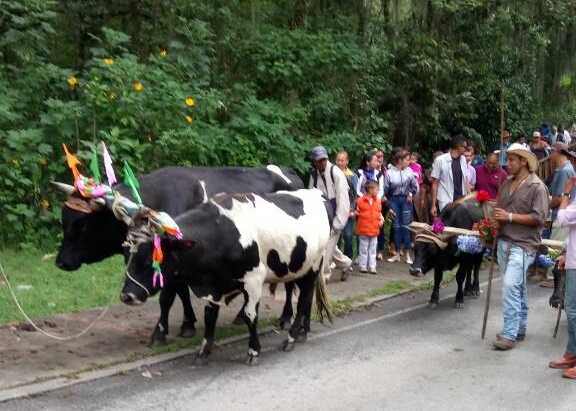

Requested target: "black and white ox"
[
  {"left": 53, "top": 165, "right": 304, "bottom": 345},
  {"left": 120, "top": 189, "right": 333, "bottom": 365},
  {"left": 409, "top": 196, "right": 484, "bottom": 308}
]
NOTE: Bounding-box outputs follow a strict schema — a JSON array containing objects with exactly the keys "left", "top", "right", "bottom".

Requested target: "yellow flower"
[
  {"left": 39, "top": 158, "right": 47, "bottom": 166},
  {"left": 185, "top": 115, "right": 193, "bottom": 124},
  {"left": 160, "top": 49, "right": 168, "bottom": 57},
  {"left": 67, "top": 76, "right": 78, "bottom": 90},
  {"left": 108, "top": 92, "right": 117, "bottom": 101},
  {"left": 147, "top": 134, "right": 153, "bottom": 142},
  {"left": 104, "top": 58, "right": 114, "bottom": 65},
  {"left": 40, "top": 199, "right": 50, "bottom": 210},
  {"left": 11, "top": 159, "right": 19, "bottom": 167},
  {"left": 134, "top": 82, "right": 143, "bottom": 92},
  {"left": 185, "top": 97, "right": 195, "bottom": 107}
]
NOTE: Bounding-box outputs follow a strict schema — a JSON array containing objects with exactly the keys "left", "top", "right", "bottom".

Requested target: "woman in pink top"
[{"left": 409, "top": 152, "right": 423, "bottom": 185}]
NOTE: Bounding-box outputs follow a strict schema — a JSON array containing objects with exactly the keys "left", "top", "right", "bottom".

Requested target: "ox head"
[
  {"left": 53, "top": 182, "right": 125, "bottom": 270},
  {"left": 408, "top": 227, "right": 449, "bottom": 277},
  {"left": 120, "top": 208, "right": 191, "bottom": 305}
]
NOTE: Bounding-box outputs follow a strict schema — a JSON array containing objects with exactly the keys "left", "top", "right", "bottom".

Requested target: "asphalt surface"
[
  {"left": 2, "top": 266, "right": 575, "bottom": 411},
  {"left": 0, "top": 256, "right": 431, "bottom": 400}
]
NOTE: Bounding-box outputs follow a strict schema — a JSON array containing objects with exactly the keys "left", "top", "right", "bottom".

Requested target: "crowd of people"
[{"left": 308, "top": 121, "right": 576, "bottom": 379}]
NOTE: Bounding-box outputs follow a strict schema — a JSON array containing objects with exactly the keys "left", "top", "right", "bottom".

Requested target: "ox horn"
[{"left": 51, "top": 181, "right": 76, "bottom": 195}]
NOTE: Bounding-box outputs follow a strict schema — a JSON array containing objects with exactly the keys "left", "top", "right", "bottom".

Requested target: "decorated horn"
[{"left": 51, "top": 181, "right": 76, "bottom": 195}]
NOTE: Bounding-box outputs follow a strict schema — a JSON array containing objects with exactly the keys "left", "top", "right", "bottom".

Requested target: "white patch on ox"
[
  {"left": 242, "top": 264, "right": 267, "bottom": 322},
  {"left": 198, "top": 180, "right": 208, "bottom": 203},
  {"left": 266, "top": 165, "right": 291, "bottom": 184},
  {"left": 214, "top": 189, "right": 330, "bottom": 281}
]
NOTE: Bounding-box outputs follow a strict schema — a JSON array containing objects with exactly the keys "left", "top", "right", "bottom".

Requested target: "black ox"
[
  {"left": 120, "top": 189, "right": 333, "bottom": 365},
  {"left": 54, "top": 165, "right": 303, "bottom": 345},
  {"left": 409, "top": 197, "right": 484, "bottom": 308}
]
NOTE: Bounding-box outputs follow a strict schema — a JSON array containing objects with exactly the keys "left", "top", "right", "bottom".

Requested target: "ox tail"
[
  {"left": 314, "top": 272, "right": 333, "bottom": 324},
  {"left": 268, "top": 282, "right": 278, "bottom": 297}
]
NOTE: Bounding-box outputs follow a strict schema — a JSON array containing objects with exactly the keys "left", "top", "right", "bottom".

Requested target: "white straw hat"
[{"left": 506, "top": 143, "right": 538, "bottom": 172}]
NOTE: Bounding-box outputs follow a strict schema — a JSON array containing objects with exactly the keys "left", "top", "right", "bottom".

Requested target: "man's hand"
[
  {"left": 564, "top": 176, "right": 576, "bottom": 195},
  {"left": 558, "top": 255, "right": 566, "bottom": 269},
  {"left": 492, "top": 207, "right": 510, "bottom": 222},
  {"left": 431, "top": 205, "right": 437, "bottom": 218}
]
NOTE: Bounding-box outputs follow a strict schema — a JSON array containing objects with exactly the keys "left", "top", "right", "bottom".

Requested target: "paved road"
[{"left": 3, "top": 280, "right": 576, "bottom": 410}]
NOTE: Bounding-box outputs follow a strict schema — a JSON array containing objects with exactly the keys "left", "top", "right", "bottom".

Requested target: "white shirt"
[{"left": 431, "top": 152, "right": 469, "bottom": 211}]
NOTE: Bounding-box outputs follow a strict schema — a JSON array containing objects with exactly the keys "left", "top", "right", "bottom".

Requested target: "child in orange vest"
[{"left": 355, "top": 180, "right": 384, "bottom": 273}]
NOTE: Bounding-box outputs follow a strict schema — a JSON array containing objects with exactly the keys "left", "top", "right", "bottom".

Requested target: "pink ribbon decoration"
[
  {"left": 152, "top": 234, "right": 164, "bottom": 289},
  {"left": 101, "top": 141, "right": 117, "bottom": 187}
]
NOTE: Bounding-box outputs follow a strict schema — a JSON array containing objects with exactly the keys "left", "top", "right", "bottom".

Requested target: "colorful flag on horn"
[
  {"left": 123, "top": 161, "right": 142, "bottom": 204},
  {"left": 101, "top": 142, "right": 117, "bottom": 187},
  {"left": 62, "top": 143, "right": 81, "bottom": 180}
]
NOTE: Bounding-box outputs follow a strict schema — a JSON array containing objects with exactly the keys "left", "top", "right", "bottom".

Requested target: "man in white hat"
[
  {"left": 491, "top": 143, "right": 550, "bottom": 350},
  {"left": 309, "top": 145, "right": 352, "bottom": 281}
]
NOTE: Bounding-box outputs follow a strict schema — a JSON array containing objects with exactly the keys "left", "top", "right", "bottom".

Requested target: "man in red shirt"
[{"left": 475, "top": 152, "right": 508, "bottom": 199}]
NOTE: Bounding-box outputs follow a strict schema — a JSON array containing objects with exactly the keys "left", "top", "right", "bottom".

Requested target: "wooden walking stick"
[{"left": 481, "top": 86, "right": 506, "bottom": 339}]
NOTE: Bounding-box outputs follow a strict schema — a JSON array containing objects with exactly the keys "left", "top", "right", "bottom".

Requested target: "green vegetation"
[
  {"left": 0, "top": 250, "right": 125, "bottom": 324},
  {"left": 2, "top": 1, "right": 576, "bottom": 249}
]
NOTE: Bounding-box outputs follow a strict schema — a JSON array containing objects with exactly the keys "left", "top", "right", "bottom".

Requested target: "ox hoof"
[
  {"left": 148, "top": 332, "right": 167, "bottom": 347},
  {"left": 232, "top": 312, "right": 245, "bottom": 326},
  {"left": 427, "top": 302, "right": 439, "bottom": 310},
  {"left": 280, "top": 339, "right": 296, "bottom": 352},
  {"left": 278, "top": 317, "right": 292, "bottom": 330},
  {"left": 246, "top": 355, "right": 260, "bottom": 366},
  {"left": 453, "top": 301, "right": 464, "bottom": 309},
  {"left": 194, "top": 353, "right": 210, "bottom": 366},
  {"left": 179, "top": 325, "right": 196, "bottom": 338}
]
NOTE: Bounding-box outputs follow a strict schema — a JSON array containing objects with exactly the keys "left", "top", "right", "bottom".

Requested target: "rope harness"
[
  {"left": 414, "top": 231, "right": 450, "bottom": 250},
  {"left": 122, "top": 221, "right": 156, "bottom": 298}
]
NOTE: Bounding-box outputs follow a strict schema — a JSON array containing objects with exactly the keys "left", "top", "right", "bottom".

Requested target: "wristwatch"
[{"left": 563, "top": 192, "right": 571, "bottom": 198}]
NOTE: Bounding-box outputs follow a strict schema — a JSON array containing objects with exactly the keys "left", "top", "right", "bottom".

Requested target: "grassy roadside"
[{"left": 0, "top": 250, "right": 126, "bottom": 324}]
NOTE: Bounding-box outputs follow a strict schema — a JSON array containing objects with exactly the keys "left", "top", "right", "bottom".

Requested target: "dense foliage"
[{"left": 1, "top": 0, "right": 576, "bottom": 249}]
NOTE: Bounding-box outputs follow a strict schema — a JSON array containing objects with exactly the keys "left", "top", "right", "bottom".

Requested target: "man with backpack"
[{"left": 309, "top": 145, "right": 353, "bottom": 282}]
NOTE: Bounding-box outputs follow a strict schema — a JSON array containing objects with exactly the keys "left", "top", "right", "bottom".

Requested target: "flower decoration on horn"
[
  {"left": 432, "top": 218, "right": 445, "bottom": 234},
  {"left": 476, "top": 190, "right": 491, "bottom": 219}
]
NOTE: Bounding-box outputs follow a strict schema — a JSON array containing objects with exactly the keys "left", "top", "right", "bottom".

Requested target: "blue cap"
[{"left": 311, "top": 146, "right": 328, "bottom": 161}]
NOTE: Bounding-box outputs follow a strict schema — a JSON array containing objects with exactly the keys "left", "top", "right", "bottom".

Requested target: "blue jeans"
[
  {"left": 389, "top": 196, "right": 413, "bottom": 253},
  {"left": 497, "top": 239, "right": 535, "bottom": 340},
  {"left": 565, "top": 269, "right": 576, "bottom": 354},
  {"left": 341, "top": 217, "right": 355, "bottom": 259}
]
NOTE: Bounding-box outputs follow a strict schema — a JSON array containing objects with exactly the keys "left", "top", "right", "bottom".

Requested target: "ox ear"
[
  {"left": 64, "top": 197, "right": 93, "bottom": 214},
  {"left": 51, "top": 181, "right": 76, "bottom": 196}
]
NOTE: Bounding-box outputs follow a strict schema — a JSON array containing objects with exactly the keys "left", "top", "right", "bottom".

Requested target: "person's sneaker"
[
  {"left": 341, "top": 267, "right": 353, "bottom": 281},
  {"left": 359, "top": 267, "right": 368, "bottom": 273},
  {"left": 369, "top": 267, "right": 377, "bottom": 274},
  {"left": 492, "top": 336, "right": 515, "bottom": 350},
  {"left": 563, "top": 366, "right": 576, "bottom": 379},
  {"left": 405, "top": 254, "right": 413, "bottom": 265},
  {"left": 549, "top": 352, "right": 576, "bottom": 369},
  {"left": 497, "top": 332, "right": 525, "bottom": 342},
  {"left": 387, "top": 254, "right": 400, "bottom": 263}
]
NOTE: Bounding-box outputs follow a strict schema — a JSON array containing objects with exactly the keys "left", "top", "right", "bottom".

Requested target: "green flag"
[
  {"left": 123, "top": 161, "right": 142, "bottom": 204},
  {"left": 90, "top": 149, "right": 101, "bottom": 183}
]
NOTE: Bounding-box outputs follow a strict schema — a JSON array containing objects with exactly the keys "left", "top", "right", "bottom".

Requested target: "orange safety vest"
[{"left": 355, "top": 195, "right": 382, "bottom": 236}]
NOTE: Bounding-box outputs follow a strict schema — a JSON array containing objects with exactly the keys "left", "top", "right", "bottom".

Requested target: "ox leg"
[
  {"left": 279, "top": 282, "right": 295, "bottom": 330},
  {"left": 281, "top": 275, "right": 315, "bottom": 352},
  {"left": 195, "top": 303, "right": 220, "bottom": 366},
  {"left": 471, "top": 254, "right": 482, "bottom": 298},
  {"left": 149, "top": 288, "right": 178, "bottom": 346},
  {"left": 453, "top": 263, "right": 467, "bottom": 309},
  {"left": 175, "top": 282, "right": 196, "bottom": 338},
  {"left": 428, "top": 266, "right": 443, "bottom": 309},
  {"left": 243, "top": 301, "right": 261, "bottom": 366},
  {"left": 549, "top": 264, "right": 564, "bottom": 308}
]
